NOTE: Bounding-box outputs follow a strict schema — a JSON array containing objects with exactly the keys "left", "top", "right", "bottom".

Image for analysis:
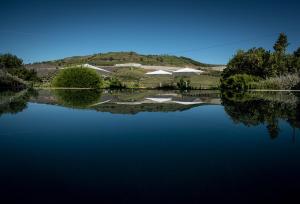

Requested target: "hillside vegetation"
[
  {"left": 33, "top": 52, "right": 219, "bottom": 68},
  {"left": 0, "top": 53, "right": 39, "bottom": 91}
]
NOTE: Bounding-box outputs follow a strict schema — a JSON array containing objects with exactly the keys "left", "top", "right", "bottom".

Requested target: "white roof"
[
  {"left": 83, "top": 64, "right": 111, "bottom": 73},
  {"left": 146, "top": 98, "right": 172, "bottom": 103},
  {"left": 115, "top": 63, "right": 142, "bottom": 67},
  {"left": 173, "top": 68, "right": 203, "bottom": 73},
  {"left": 145, "top": 70, "right": 172, "bottom": 75}
]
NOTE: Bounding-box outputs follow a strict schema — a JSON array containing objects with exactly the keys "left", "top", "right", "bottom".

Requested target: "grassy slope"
[
  {"left": 112, "top": 67, "right": 220, "bottom": 89},
  {"left": 33, "top": 51, "right": 221, "bottom": 67},
  {"left": 27, "top": 52, "right": 222, "bottom": 89}
]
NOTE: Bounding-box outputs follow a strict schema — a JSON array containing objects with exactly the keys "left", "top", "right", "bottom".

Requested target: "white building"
[{"left": 114, "top": 63, "right": 142, "bottom": 67}]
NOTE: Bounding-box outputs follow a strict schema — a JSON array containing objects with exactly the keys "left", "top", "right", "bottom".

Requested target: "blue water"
[{"left": 0, "top": 90, "right": 299, "bottom": 203}]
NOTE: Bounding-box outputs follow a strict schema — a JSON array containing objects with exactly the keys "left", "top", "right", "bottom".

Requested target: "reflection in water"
[
  {"left": 53, "top": 89, "right": 102, "bottom": 108},
  {"left": 221, "top": 91, "right": 300, "bottom": 140},
  {"left": 31, "top": 89, "right": 221, "bottom": 114},
  {"left": 0, "top": 89, "right": 37, "bottom": 116},
  {"left": 1, "top": 89, "right": 300, "bottom": 139},
  {"left": 1, "top": 89, "right": 300, "bottom": 203}
]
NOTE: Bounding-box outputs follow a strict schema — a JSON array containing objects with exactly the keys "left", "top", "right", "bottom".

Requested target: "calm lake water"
[{"left": 0, "top": 89, "right": 300, "bottom": 203}]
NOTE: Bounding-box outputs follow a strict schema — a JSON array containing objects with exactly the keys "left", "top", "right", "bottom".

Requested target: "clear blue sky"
[{"left": 1, "top": 0, "right": 299, "bottom": 64}]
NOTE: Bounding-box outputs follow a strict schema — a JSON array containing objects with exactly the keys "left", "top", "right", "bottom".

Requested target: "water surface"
[{"left": 0, "top": 89, "right": 299, "bottom": 203}]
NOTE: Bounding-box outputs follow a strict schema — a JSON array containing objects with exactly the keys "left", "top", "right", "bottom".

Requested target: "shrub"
[
  {"left": 177, "top": 77, "right": 192, "bottom": 90},
  {"left": 0, "top": 53, "right": 23, "bottom": 69},
  {"left": 52, "top": 67, "right": 102, "bottom": 88},
  {"left": 221, "top": 74, "right": 261, "bottom": 91},
  {"left": 8, "top": 68, "right": 40, "bottom": 82},
  {"left": 109, "top": 77, "right": 126, "bottom": 89},
  {"left": 251, "top": 73, "right": 300, "bottom": 90},
  {"left": 0, "top": 70, "right": 27, "bottom": 91}
]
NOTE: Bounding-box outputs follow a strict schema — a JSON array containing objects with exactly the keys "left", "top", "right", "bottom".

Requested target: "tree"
[
  {"left": 272, "top": 33, "right": 289, "bottom": 75},
  {"left": 222, "top": 48, "right": 272, "bottom": 79},
  {"left": 273, "top": 33, "right": 289, "bottom": 55},
  {"left": 0, "top": 53, "right": 23, "bottom": 69},
  {"left": 177, "top": 77, "right": 191, "bottom": 90},
  {"left": 294, "top": 47, "right": 300, "bottom": 58}
]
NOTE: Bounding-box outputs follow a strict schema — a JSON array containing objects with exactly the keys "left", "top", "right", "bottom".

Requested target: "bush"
[
  {"left": 251, "top": 73, "right": 300, "bottom": 90},
  {"left": 8, "top": 68, "right": 40, "bottom": 82},
  {"left": 292, "top": 82, "right": 300, "bottom": 90},
  {"left": 221, "top": 74, "right": 261, "bottom": 91},
  {"left": 0, "top": 53, "right": 23, "bottom": 69},
  {"left": 109, "top": 77, "right": 126, "bottom": 89},
  {"left": 52, "top": 67, "right": 102, "bottom": 88},
  {"left": 177, "top": 77, "right": 192, "bottom": 90},
  {"left": 0, "top": 70, "right": 27, "bottom": 91}
]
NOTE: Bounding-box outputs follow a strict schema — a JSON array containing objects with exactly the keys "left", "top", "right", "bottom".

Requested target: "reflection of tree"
[
  {"left": 221, "top": 91, "right": 299, "bottom": 139},
  {"left": 267, "top": 122, "right": 279, "bottom": 140},
  {"left": 0, "top": 89, "right": 37, "bottom": 116},
  {"left": 53, "top": 89, "right": 102, "bottom": 108}
]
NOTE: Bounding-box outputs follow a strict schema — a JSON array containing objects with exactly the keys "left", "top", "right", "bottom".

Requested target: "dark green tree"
[
  {"left": 222, "top": 48, "right": 272, "bottom": 79},
  {"left": 272, "top": 33, "right": 289, "bottom": 75},
  {"left": 0, "top": 53, "right": 23, "bottom": 69},
  {"left": 294, "top": 47, "right": 300, "bottom": 58},
  {"left": 273, "top": 33, "right": 289, "bottom": 55}
]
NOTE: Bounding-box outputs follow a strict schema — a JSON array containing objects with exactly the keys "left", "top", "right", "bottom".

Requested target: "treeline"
[
  {"left": 0, "top": 53, "right": 40, "bottom": 90},
  {"left": 221, "top": 33, "right": 300, "bottom": 90}
]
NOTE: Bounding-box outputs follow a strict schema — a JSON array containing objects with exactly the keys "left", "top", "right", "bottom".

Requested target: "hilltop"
[{"left": 28, "top": 51, "right": 222, "bottom": 68}]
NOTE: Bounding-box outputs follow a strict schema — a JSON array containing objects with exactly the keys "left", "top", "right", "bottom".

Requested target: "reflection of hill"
[
  {"left": 30, "top": 89, "right": 220, "bottom": 114},
  {"left": 221, "top": 91, "right": 300, "bottom": 139},
  {"left": 93, "top": 103, "right": 204, "bottom": 115}
]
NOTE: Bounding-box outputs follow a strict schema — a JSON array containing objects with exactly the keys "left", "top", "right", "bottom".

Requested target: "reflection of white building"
[{"left": 115, "top": 63, "right": 142, "bottom": 67}]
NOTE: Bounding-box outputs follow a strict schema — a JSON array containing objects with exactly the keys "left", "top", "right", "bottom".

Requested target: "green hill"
[{"left": 34, "top": 51, "right": 218, "bottom": 67}]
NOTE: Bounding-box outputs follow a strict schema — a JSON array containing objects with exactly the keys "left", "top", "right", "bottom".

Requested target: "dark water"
[{"left": 0, "top": 89, "right": 300, "bottom": 203}]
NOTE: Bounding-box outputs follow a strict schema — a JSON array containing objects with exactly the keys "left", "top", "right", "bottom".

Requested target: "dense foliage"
[
  {"left": 0, "top": 53, "right": 40, "bottom": 90},
  {"left": 52, "top": 67, "right": 103, "bottom": 88},
  {"left": 0, "top": 53, "right": 23, "bottom": 69},
  {"left": 222, "top": 48, "right": 272, "bottom": 79},
  {"left": 8, "top": 68, "right": 40, "bottom": 82},
  {"left": 220, "top": 74, "right": 260, "bottom": 91},
  {"left": 109, "top": 77, "right": 126, "bottom": 89},
  {"left": 221, "top": 33, "right": 300, "bottom": 90},
  {"left": 0, "top": 70, "right": 27, "bottom": 91},
  {"left": 177, "top": 77, "right": 192, "bottom": 90}
]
